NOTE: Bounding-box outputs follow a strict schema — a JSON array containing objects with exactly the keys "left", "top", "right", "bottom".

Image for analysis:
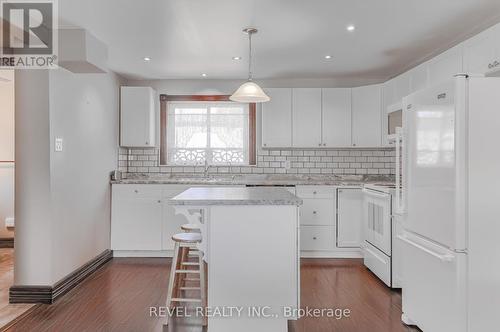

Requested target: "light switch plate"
[{"left": 55, "top": 138, "right": 63, "bottom": 152}]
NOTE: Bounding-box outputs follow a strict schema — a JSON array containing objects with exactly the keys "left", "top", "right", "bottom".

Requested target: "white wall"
[
  {"left": 0, "top": 70, "right": 15, "bottom": 238},
  {"left": 15, "top": 70, "right": 53, "bottom": 285},
  {"left": 14, "top": 69, "right": 121, "bottom": 285}
]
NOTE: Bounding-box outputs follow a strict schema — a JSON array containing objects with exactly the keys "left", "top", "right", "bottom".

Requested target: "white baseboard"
[
  {"left": 5, "top": 218, "right": 14, "bottom": 228},
  {"left": 300, "top": 250, "right": 363, "bottom": 258},
  {"left": 112, "top": 250, "right": 174, "bottom": 258}
]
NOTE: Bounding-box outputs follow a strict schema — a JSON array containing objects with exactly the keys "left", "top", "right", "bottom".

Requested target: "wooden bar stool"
[
  {"left": 165, "top": 232, "right": 207, "bottom": 326},
  {"left": 181, "top": 223, "right": 201, "bottom": 232}
]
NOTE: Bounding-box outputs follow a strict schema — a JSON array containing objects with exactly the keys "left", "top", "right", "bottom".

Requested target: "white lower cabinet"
[
  {"left": 112, "top": 184, "right": 192, "bottom": 253},
  {"left": 111, "top": 185, "right": 163, "bottom": 250},
  {"left": 112, "top": 184, "right": 363, "bottom": 258},
  {"left": 296, "top": 186, "right": 362, "bottom": 257},
  {"left": 112, "top": 184, "right": 243, "bottom": 256},
  {"left": 300, "top": 226, "right": 335, "bottom": 251},
  {"left": 337, "top": 188, "right": 363, "bottom": 248}
]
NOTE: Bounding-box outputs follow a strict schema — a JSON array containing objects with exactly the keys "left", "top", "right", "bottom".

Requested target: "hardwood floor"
[
  {"left": 0, "top": 249, "right": 35, "bottom": 331},
  {"left": 7, "top": 257, "right": 419, "bottom": 332}
]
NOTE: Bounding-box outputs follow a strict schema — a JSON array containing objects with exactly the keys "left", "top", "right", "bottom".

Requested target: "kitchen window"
[{"left": 160, "top": 95, "right": 256, "bottom": 166}]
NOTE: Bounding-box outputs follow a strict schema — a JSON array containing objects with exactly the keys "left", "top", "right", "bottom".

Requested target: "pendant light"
[{"left": 230, "top": 28, "right": 270, "bottom": 103}]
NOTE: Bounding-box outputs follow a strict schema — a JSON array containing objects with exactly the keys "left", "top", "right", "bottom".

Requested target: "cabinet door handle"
[
  {"left": 263, "top": 143, "right": 267, "bottom": 147},
  {"left": 313, "top": 237, "right": 317, "bottom": 240},
  {"left": 157, "top": 200, "right": 161, "bottom": 203},
  {"left": 145, "top": 141, "right": 149, "bottom": 145},
  {"left": 318, "top": 143, "right": 322, "bottom": 146},
  {"left": 313, "top": 191, "right": 317, "bottom": 195},
  {"left": 352, "top": 143, "right": 356, "bottom": 147},
  {"left": 134, "top": 190, "right": 139, "bottom": 193},
  {"left": 313, "top": 211, "right": 317, "bottom": 215}
]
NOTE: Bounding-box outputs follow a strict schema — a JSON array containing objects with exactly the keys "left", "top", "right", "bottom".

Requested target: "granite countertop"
[
  {"left": 111, "top": 173, "right": 395, "bottom": 187},
  {"left": 169, "top": 187, "right": 303, "bottom": 206}
]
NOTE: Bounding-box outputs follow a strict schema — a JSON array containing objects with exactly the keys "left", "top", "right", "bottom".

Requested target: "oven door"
[{"left": 363, "top": 189, "right": 392, "bottom": 256}]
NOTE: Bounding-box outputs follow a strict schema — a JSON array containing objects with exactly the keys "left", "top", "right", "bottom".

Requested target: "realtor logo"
[{"left": 0, "top": 0, "right": 58, "bottom": 68}]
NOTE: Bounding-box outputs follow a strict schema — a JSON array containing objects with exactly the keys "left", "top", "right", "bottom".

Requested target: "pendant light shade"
[
  {"left": 229, "top": 81, "right": 270, "bottom": 103},
  {"left": 230, "top": 28, "right": 270, "bottom": 103}
]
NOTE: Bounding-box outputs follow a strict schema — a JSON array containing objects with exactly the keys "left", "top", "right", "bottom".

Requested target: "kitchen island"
[{"left": 169, "top": 187, "right": 302, "bottom": 332}]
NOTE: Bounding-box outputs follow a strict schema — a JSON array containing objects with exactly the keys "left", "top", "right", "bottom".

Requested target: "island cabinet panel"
[
  {"left": 111, "top": 185, "right": 163, "bottom": 250},
  {"left": 336, "top": 188, "right": 363, "bottom": 248},
  {"left": 208, "top": 205, "right": 299, "bottom": 330}
]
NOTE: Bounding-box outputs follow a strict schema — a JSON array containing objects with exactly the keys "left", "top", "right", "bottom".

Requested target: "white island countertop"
[{"left": 168, "top": 187, "right": 303, "bottom": 206}]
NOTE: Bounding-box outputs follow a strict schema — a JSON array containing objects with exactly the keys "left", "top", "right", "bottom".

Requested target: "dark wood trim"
[
  {"left": 160, "top": 99, "right": 167, "bottom": 165},
  {"left": 0, "top": 237, "right": 14, "bottom": 248},
  {"left": 160, "top": 94, "right": 231, "bottom": 102},
  {"left": 159, "top": 95, "right": 257, "bottom": 166},
  {"left": 9, "top": 250, "right": 113, "bottom": 304},
  {"left": 249, "top": 103, "right": 257, "bottom": 165}
]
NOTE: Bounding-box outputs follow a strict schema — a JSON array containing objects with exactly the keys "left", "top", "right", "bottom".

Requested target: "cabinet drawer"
[
  {"left": 296, "top": 186, "right": 335, "bottom": 199},
  {"left": 300, "top": 199, "right": 335, "bottom": 226},
  {"left": 113, "top": 184, "right": 162, "bottom": 199},
  {"left": 300, "top": 226, "right": 335, "bottom": 251},
  {"left": 363, "top": 241, "right": 391, "bottom": 286}
]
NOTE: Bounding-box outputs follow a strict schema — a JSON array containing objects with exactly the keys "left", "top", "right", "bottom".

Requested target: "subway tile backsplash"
[{"left": 118, "top": 147, "right": 396, "bottom": 176}]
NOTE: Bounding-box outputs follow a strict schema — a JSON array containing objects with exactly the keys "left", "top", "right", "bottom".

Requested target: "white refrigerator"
[{"left": 396, "top": 75, "right": 500, "bottom": 332}]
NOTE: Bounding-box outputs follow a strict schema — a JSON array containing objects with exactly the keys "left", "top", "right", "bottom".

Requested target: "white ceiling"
[{"left": 58, "top": 0, "right": 500, "bottom": 83}]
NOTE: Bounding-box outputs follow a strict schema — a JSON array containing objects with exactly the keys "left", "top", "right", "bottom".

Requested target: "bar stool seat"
[
  {"left": 172, "top": 232, "right": 202, "bottom": 243},
  {"left": 181, "top": 223, "right": 201, "bottom": 232}
]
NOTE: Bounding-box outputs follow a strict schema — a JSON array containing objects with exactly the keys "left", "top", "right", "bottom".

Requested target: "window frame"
[{"left": 159, "top": 94, "right": 256, "bottom": 166}]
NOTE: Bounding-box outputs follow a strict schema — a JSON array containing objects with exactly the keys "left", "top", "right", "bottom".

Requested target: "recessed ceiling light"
[
  {"left": 143, "top": 57, "right": 151, "bottom": 62},
  {"left": 324, "top": 55, "right": 332, "bottom": 59},
  {"left": 347, "top": 25, "right": 355, "bottom": 32},
  {"left": 232, "top": 56, "right": 242, "bottom": 60},
  {"left": 201, "top": 73, "right": 207, "bottom": 77}
]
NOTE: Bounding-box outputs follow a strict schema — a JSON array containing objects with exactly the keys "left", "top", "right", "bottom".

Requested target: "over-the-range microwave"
[{"left": 385, "top": 102, "right": 402, "bottom": 144}]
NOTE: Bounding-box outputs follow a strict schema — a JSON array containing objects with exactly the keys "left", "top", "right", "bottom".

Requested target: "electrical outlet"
[
  {"left": 55, "top": 138, "right": 63, "bottom": 152},
  {"left": 284, "top": 160, "right": 291, "bottom": 170}
]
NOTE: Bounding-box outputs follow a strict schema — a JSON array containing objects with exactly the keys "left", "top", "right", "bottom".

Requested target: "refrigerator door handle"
[
  {"left": 395, "top": 127, "right": 405, "bottom": 214},
  {"left": 397, "top": 235, "right": 455, "bottom": 262}
]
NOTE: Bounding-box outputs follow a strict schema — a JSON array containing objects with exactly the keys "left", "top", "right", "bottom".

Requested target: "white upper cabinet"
[
  {"left": 262, "top": 88, "right": 292, "bottom": 148},
  {"left": 408, "top": 62, "right": 428, "bottom": 93},
  {"left": 322, "top": 89, "right": 352, "bottom": 147},
  {"left": 463, "top": 24, "right": 500, "bottom": 75},
  {"left": 393, "top": 73, "right": 411, "bottom": 103},
  {"left": 352, "top": 84, "right": 382, "bottom": 147},
  {"left": 427, "top": 45, "right": 463, "bottom": 86},
  {"left": 292, "top": 88, "right": 322, "bottom": 148},
  {"left": 120, "top": 86, "right": 156, "bottom": 148}
]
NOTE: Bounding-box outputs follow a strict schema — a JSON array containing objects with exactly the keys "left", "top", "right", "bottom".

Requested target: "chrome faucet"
[{"left": 203, "top": 160, "right": 211, "bottom": 178}]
